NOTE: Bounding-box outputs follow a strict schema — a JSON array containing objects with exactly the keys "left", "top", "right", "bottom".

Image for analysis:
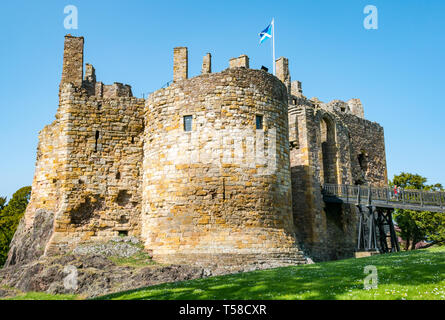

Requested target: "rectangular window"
[
  {"left": 184, "top": 115, "right": 193, "bottom": 132},
  {"left": 256, "top": 115, "right": 263, "bottom": 130}
]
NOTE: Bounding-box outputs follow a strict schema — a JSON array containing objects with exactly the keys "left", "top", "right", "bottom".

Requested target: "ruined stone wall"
[
  {"left": 9, "top": 84, "right": 145, "bottom": 263},
  {"left": 46, "top": 84, "right": 145, "bottom": 255},
  {"left": 25, "top": 122, "right": 66, "bottom": 216},
  {"left": 289, "top": 106, "right": 324, "bottom": 258},
  {"left": 7, "top": 36, "right": 145, "bottom": 265},
  {"left": 288, "top": 91, "right": 386, "bottom": 260},
  {"left": 337, "top": 113, "right": 387, "bottom": 186},
  {"left": 142, "top": 67, "right": 304, "bottom": 266},
  {"left": 5, "top": 110, "right": 70, "bottom": 266},
  {"left": 7, "top": 35, "right": 388, "bottom": 267}
]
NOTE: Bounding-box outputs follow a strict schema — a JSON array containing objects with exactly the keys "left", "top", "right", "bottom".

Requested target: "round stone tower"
[{"left": 142, "top": 60, "right": 304, "bottom": 266}]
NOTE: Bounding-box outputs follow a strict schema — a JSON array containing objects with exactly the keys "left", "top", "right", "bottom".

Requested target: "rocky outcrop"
[
  {"left": 1, "top": 237, "right": 309, "bottom": 299},
  {"left": 5, "top": 209, "right": 55, "bottom": 267},
  {"left": 0, "top": 254, "right": 205, "bottom": 298}
]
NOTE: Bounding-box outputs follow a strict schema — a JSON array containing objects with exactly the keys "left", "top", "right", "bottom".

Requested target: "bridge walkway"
[{"left": 322, "top": 184, "right": 444, "bottom": 254}]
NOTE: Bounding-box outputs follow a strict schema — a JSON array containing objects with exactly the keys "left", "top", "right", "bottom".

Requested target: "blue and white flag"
[{"left": 259, "top": 22, "right": 272, "bottom": 44}]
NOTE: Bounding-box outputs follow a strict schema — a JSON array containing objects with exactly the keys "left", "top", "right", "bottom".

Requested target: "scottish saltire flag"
[{"left": 259, "top": 23, "right": 272, "bottom": 44}]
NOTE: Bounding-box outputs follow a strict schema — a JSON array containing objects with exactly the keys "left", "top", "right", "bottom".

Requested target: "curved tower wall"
[{"left": 142, "top": 68, "right": 303, "bottom": 266}]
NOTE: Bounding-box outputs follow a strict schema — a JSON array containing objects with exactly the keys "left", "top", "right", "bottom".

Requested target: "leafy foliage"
[
  {"left": 0, "top": 186, "right": 31, "bottom": 266},
  {"left": 0, "top": 197, "right": 6, "bottom": 211},
  {"left": 391, "top": 172, "right": 427, "bottom": 190},
  {"left": 389, "top": 173, "right": 445, "bottom": 250},
  {"left": 95, "top": 247, "right": 445, "bottom": 300}
]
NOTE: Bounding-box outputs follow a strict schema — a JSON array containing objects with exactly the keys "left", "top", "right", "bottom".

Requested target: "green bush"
[{"left": 0, "top": 186, "right": 31, "bottom": 266}]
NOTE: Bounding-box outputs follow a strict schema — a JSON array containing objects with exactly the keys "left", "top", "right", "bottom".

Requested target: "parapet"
[
  {"left": 229, "top": 55, "right": 249, "bottom": 69},
  {"left": 315, "top": 99, "right": 365, "bottom": 119},
  {"left": 291, "top": 81, "right": 303, "bottom": 96},
  {"left": 100, "top": 82, "right": 133, "bottom": 99},
  {"left": 347, "top": 99, "right": 364, "bottom": 119}
]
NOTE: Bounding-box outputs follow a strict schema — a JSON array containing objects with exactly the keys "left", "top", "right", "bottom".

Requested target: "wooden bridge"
[
  {"left": 322, "top": 184, "right": 445, "bottom": 213},
  {"left": 322, "top": 184, "right": 445, "bottom": 254}
]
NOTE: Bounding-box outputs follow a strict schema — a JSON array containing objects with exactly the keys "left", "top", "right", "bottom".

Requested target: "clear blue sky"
[{"left": 1, "top": 0, "right": 444, "bottom": 199}]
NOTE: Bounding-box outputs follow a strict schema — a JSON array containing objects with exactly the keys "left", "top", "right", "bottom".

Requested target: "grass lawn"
[
  {"left": 96, "top": 247, "right": 445, "bottom": 300},
  {"left": 3, "top": 291, "right": 78, "bottom": 300}
]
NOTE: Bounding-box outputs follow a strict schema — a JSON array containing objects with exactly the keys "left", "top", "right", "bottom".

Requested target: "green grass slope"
[
  {"left": 4, "top": 292, "right": 78, "bottom": 300},
  {"left": 97, "top": 247, "right": 445, "bottom": 300}
]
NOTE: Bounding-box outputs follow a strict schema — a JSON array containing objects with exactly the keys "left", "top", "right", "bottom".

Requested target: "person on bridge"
[{"left": 394, "top": 185, "right": 398, "bottom": 199}]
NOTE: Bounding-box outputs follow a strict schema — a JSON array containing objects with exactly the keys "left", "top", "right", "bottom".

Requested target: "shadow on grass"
[{"left": 95, "top": 247, "right": 445, "bottom": 300}]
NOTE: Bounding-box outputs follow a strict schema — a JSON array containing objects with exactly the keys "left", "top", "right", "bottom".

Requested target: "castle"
[{"left": 5, "top": 35, "right": 387, "bottom": 268}]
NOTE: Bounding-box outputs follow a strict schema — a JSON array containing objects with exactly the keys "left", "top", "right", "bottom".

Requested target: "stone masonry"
[{"left": 5, "top": 34, "right": 388, "bottom": 267}]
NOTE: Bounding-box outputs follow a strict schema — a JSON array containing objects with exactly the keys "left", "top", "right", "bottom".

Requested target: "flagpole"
[{"left": 272, "top": 18, "right": 275, "bottom": 76}]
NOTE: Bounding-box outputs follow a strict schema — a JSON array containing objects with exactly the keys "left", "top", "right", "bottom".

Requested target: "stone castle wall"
[
  {"left": 5, "top": 115, "right": 68, "bottom": 265},
  {"left": 338, "top": 113, "right": 387, "bottom": 186},
  {"left": 284, "top": 76, "right": 387, "bottom": 260},
  {"left": 7, "top": 35, "right": 145, "bottom": 265},
  {"left": 142, "top": 67, "right": 304, "bottom": 266},
  {"left": 6, "top": 34, "right": 388, "bottom": 267},
  {"left": 46, "top": 84, "right": 145, "bottom": 255}
]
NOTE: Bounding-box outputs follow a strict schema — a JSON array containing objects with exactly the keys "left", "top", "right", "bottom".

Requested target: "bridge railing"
[{"left": 323, "top": 184, "right": 445, "bottom": 209}]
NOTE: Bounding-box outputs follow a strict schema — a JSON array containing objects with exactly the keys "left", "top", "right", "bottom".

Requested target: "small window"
[
  {"left": 118, "top": 230, "right": 128, "bottom": 237},
  {"left": 256, "top": 115, "right": 263, "bottom": 130},
  {"left": 94, "top": 130, "right": 100, "bottom": 152},
  {"left": 358, "top": 151, "right": 368, "bottom": 171},
  {"left": 184, "top": 115, "right": 193, "bottom": 132}
]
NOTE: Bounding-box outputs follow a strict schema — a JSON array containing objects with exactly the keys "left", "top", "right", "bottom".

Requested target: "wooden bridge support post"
[
  {"left": 439, "top": 192, "right": 443, "bottom": 209},
  {"left": 357, "top": 205, "right": 364, "bottom": 251},
  {"left": 357, "top": 185, "right": 361, "bottom": 205},
  {"left": 420, "top": 190, "right": 424, "bottom": 207},
  {"left": 387, "top": 209, "right": 400, "bottom": 252},
  {"left": 367, "top": 206, "right": 378, "bottom": 251},
  {"left": 376, "top": 209, "right": 389, "bottom": 253},
  {"left": 367, "top": 186, "right": 372, "bottom": 206}
]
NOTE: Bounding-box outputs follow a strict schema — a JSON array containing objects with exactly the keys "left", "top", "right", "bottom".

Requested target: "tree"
[
  {"left": 0, "top": 186, "right": 31, "bottom": 266},
  {"left": 390, "top": 173, "right": 445, "bottom": 250},
  {"left": 0, "top": 197, "right": 6, "bottom": 211},
  {"left": 0, "top": 196, "right": 7, "bottom": 252},
  {"left": 391, "top": 172, "right": 427, "bottom": 190}
]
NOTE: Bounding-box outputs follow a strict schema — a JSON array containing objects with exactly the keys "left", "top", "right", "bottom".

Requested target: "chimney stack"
[
  {"left": 173, "top": 47, "right": 188, "bottom": 82},
  {"left": 275, "top": 57, "right": 291, "bottom": 94},
  {"left": 60, "top": 34, "right": 84, "bottom": 89},
  {"left": 201, "top": 53, "right": 212, "bottom": 74}
]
